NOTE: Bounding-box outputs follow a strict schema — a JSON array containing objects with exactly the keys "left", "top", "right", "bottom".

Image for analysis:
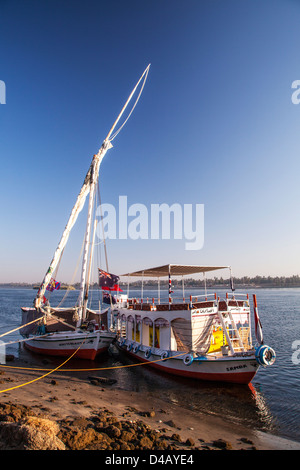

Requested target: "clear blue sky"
[{"left": 1, "top": 0, "right": 300, "bottom": 283}]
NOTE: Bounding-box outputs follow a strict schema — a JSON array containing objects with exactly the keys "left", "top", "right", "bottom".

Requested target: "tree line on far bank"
[
  {"left": 2, "top": 275, "right": 300, "bottom": 289},
  {"left": 119, "top": 275, "right": 300, "bottom": 288}
]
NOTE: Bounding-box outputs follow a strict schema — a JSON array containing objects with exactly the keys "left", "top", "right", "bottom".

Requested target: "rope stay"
[
  {"left": 109, "top": 64, "right": 150, "bottom": 142},
  {"left": 0, "top": 315, "right": 45, "bottom": 339},
  {"left": 0, "top": 309, "right": 79, "bottom": 342}
]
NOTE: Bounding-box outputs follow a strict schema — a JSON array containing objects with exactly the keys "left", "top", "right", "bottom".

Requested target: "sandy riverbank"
[{"left": 0, "top": 355, "right": 299, "bottom": 452}]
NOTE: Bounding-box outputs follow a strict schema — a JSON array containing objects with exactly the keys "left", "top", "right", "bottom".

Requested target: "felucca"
[{"left": 20, "top": 65, "right": 150, "bottom": 360}]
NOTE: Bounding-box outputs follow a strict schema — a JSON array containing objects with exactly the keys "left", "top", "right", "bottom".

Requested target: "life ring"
[
  {"left": 127, "top": 342, "right": 133, "bottom": 352},
  {"left": 161, "top": 351, "right": 169, "bottom": 361},
  {"left": 133, "top": 344, "right": 140, "bottom": 353},
  {"left": 256, "top": 345, "right": 276, "bottom": 366},
  {"left": 183, "top": 353, "right": 194, "bottom": 366},
  {"left": 120, "top": 338, "right": 126, "bottom": 347},
  {"left": 255, "top": 345, "right": 276, "bottom": 366},
  {"left": 145, "top": 348, "right": 152, "bottom": 359}
]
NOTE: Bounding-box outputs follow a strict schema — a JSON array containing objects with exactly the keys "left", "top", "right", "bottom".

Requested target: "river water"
[{"left": 0, "top": 287, "right": 299, "bottom": 443}]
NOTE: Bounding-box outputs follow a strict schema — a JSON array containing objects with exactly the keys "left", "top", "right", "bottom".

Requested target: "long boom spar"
[{"left": 35, "top": 64, "right": 150, "bottom": 309}]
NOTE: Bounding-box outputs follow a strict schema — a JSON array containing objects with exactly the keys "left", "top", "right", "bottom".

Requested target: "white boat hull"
[
  {"left": 117, "top": 340, "right": 259, "bottom": 385},
  {"left": 24, "top": 330, "right": 115, "bottom": 360}
]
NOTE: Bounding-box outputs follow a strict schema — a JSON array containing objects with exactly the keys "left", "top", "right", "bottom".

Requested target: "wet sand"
[{"left": 0, "top": 354, "right": 299, "bottom": 451}]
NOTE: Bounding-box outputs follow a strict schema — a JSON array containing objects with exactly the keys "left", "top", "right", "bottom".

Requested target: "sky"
[{"left": 0, "top": 0, "right": 300, "bottom": 283}]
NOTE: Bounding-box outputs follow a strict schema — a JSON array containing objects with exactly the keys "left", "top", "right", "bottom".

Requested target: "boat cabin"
[{"left": 112, "top": 264, "right": 253, "bottom": 358}]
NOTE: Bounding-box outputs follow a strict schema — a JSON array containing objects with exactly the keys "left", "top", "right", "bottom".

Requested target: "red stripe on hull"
[
  {"left": 125, "top": 350, "right": 256, "bottom": 385},
  {"left": 24, "top": 342, "right": 108, "bottom": 361}
]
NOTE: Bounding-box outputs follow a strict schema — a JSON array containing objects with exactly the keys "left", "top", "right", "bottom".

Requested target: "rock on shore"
[{"left": 0, "top": 402, "right": 234, "bottom": 450}]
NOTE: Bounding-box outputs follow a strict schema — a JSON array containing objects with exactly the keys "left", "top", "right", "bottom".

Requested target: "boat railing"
[
  {"left": 223, "top": 292, "right": 250, "bottom": 308},
  {"left": 226, "top": 292, "right": 249, "bottom": 299},
  {"left": 127, "top": 298, "right": 190, "bottom": 311},
  {"left": 126, "top": 293, "right": 219, "bottom": 311},
  {"left": 190, "top": 293, "right": 217, "bottom": 302},
  {"left": 124, "top": 292, "right": 251, "bottom": 313}
]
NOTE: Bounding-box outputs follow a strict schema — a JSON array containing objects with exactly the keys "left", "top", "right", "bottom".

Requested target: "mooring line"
[
  {"left": 0, "top": 351, "right": 186, "bottom": 374},
  {"left": 0, "top": 335, "right": 89, "bottom": 394}
]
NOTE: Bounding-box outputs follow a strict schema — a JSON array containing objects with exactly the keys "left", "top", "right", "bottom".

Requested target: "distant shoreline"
[{"left": 0, "top": 276, "right": 300, "bottom": 290}]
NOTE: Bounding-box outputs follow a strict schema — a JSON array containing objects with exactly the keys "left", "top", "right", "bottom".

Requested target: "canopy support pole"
[
  {"left": 158, "top": 277, "right": 160, "bottom": 304},
  {"left": 168, "top": 265, "right": 172, "bottom": 310},
  {"left": 203, "top": 272, "right": 207, "bottom": 300},
  {"left": 229, "top": 266, "right": 235, "bottom": 296},
  {"left": 141, "top": 271, "right": 144, "bottom": 308}
]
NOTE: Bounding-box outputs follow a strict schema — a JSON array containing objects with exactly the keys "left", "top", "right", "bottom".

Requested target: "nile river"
[{"left": 0, "top": 287, "right": 299, "bottom": 443}]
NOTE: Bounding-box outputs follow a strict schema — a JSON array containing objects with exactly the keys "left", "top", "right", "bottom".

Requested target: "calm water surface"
[{"left": 0, "top": 287, "right": 299, "bottom": 443}]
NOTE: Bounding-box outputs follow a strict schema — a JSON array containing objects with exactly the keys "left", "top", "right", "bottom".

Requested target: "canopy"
[{"left": 122, "top": 264, "right": 229, "bottom": 278}]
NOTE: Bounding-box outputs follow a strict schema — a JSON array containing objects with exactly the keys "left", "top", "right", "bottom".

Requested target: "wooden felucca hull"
[{"left": 24, "top": 330, "right": 115, "bottom": 360}]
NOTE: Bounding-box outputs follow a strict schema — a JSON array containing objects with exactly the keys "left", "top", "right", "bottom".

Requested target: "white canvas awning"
[{"left": 122, "top": 264, "right": 229, "bottom": 278}]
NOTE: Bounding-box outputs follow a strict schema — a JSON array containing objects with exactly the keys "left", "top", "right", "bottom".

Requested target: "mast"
[
  {"left": 77, "top": 141, "right": 111, "bottom": 322},
  {"left": 35, "top": 64, "right": 150, "bottom": 311},
  {"left": 81, "top": 219, "right": 97, "bottom": 321}
]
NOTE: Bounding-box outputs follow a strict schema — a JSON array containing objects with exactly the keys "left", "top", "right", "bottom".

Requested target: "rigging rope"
[
  {"left": 55, "top": 232, "right": 86, "bottom": 309},
  {"left": 0, "top": 315, "right": 45, "bottom": 339},
  {"left": 109, "top": 66, "right": 150, "bottom": 142},
  {"left": 0, "top": 310, "right": 79, "bottom": 348}
]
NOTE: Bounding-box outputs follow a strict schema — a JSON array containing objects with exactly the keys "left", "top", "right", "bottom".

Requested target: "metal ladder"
[{"left": 217, "top": 310, "right": 245, "bottom": 354}]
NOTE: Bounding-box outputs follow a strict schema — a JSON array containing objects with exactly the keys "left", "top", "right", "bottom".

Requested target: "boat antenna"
[{"left": 229, "top": 267, "right": 235, "bottom": 292}]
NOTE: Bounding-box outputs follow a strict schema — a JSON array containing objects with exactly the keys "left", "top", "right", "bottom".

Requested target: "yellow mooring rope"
[{"left": 0, "top": 349, "right": 186, "bottom": 393}]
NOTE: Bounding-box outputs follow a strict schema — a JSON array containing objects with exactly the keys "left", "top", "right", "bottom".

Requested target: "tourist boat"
[
  {"left": 114, "top": 264, "right": 276, "bottom": 384},
  {"left": 20, "top": 65, "right": 150, "bottom": 360}
]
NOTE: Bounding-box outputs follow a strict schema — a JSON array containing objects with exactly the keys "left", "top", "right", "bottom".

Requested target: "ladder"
[{"left": 217, "top": 310, "right": 245, "bottom": 354}]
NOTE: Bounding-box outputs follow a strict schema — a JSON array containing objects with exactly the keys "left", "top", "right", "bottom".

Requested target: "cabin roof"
[{"left": 122, "top": 264, "right": 229, "bottom": 277}]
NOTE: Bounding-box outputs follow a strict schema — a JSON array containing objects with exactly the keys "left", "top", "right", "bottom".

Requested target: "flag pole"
[
  {"left": 253, "top": 294, "right": 264, "bottom": 345},
  {"left": 168, "top": 265, "right": 172, "bottom": 310}
]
